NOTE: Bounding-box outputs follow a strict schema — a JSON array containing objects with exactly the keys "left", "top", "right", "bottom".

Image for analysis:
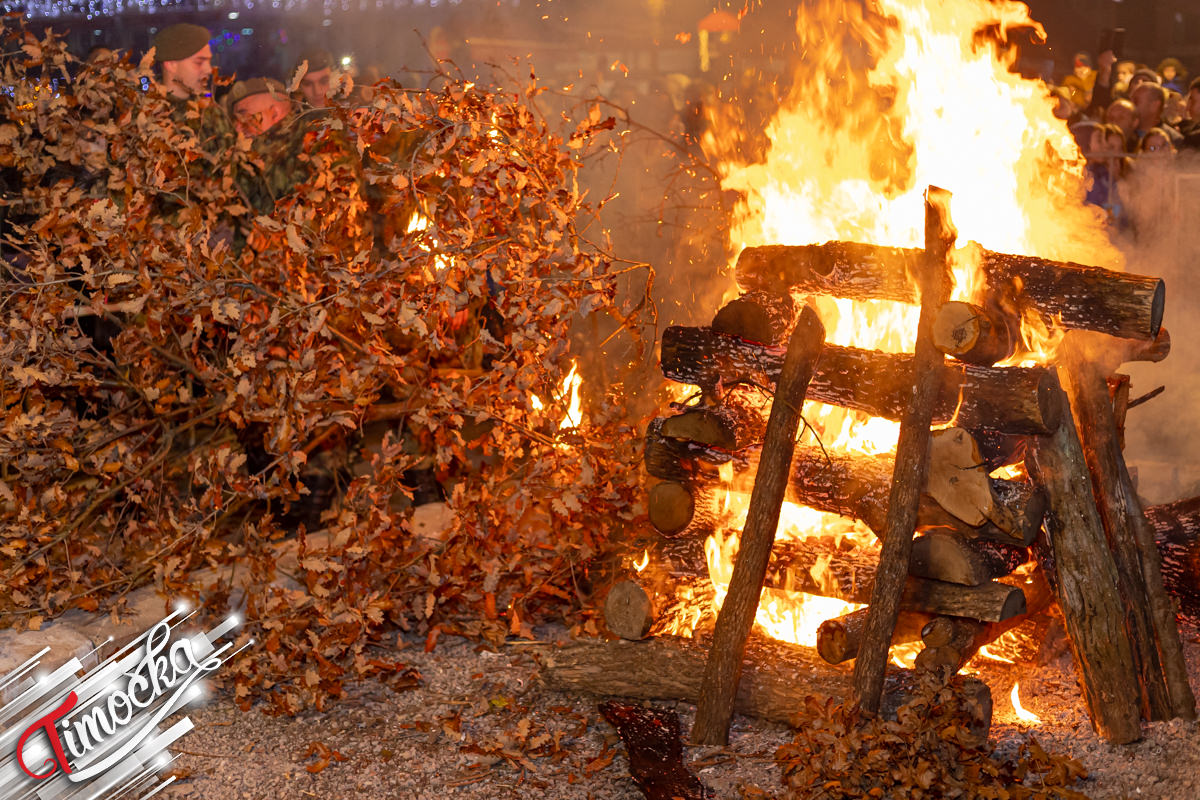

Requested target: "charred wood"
[
  {"left": 660, "top": 326, "right": 1061, "bottom": 435},
  {"left": 711, "top": 290, "right": 798, "bottom": 345},
  {"left": 816, "top": 607, "right": 932, "bottom": 665}
]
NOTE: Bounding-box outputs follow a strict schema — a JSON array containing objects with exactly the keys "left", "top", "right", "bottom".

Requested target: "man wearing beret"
[
  {"left": 294, "top": 49, "right": 334, "bottom": 109},
  {"left": 151, "top": 23, "right": 233, "bottom": 148},
  {"left": 226, "top": 77, "right": 313, "bottom": 212}
]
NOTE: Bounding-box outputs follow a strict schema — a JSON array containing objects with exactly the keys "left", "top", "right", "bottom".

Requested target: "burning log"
[
  {"left": 736, "top": 242, "right": 1165, "bottom": 341},
  {"left": 908, "top": 530, "right": 1029, "bottom": 587},
  {"left": 711, "top": 290, "right": 798, "bottom": 345},
  {"left": 644, "top": 418, "right": 724, "bottom": 485},
  {"left": 1060, "top": 336, "right": 1195, "bottom": 722},
  {"left": 932, "top": 301, "right": 1015, "bottom": 366},
  {"left": 785, "top": 442, "right": 1044, "bottom": 545},
  {"left": 914, "top": 571, "right": 1054, "bottom": 675},
  {"left": 647, "top": 481, "right": 719, "bottom": 537},
  {"left": 1144, "top": 496, "right": 1200, "bottom": 623},
  {"left": 658, "top": 394, "right": 767, "bottom": 453},
  {"left": 1028, "top": 396, "right": 1143, "bottom": 744},
  {"left": 693, "top": 306, "right": 825, "bottom": 745},
  {"left": 854, "top": 186, "right": 954, "bottom": 714},
  {"left": 816, "top": 607, "right": 932, "bottom": 665},
  {"left": 660, "top": 326, "right": 1061, "bottom": 435},
  {"left": 536, "top": 635, "right": 994, "bottom": 744}
]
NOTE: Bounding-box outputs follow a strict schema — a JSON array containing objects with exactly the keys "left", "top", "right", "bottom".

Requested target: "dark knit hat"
[
  {"left": 153, "top": 23, "right": 211, "bottom": 62},
  {"left": 294, "top": 48, "right": 333, "bottom": 73},
  {"left": 226, "top": 77, "right": 288, "bottom": 109}
]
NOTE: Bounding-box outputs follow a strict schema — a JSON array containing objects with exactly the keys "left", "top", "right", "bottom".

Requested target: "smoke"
[{"left": 1113, "top": 150, "right": 1200, "bottom": 504}]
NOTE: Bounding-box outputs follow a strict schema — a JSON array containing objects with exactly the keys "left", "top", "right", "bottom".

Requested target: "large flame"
[{"left": 704, "top": 0, "right": 1113, "bottom": 648}]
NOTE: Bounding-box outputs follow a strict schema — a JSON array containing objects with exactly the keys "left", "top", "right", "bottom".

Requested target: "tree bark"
[
  {"left": 711, "top": 290, "right": 798, "bottom": 345},
  {"left": 537, "top": 635, "right": 993, "bottom": 745},
  {"left": 693, "top": 306, "right": 825, "bottom": 745},
  {"left": 1144, "top": 497, "right": 1200, "bottom": 624},
  {"left": 1028, "top": 395, "right": 1143, "bottom": 744},
  {"left": 660, "top": 326, "right": 1062, "bottom": 435},
  {"left": 1059, "top": 335, "right": 1195, "bottom": 722},
  {"left": 659, "top": 397, "right": 767, "bottom": 452},
  {"left": 736, "top": 242, "right": 1165, "bottom": 341},
  {"left": 854, "top": 187, "right": 954, "bottom": 714},
  {"left": 644, "top": 417, "right": 725, "bottom": 485},
  {"left": 816, "top": 607, "right": 932, "bottom": 665}
]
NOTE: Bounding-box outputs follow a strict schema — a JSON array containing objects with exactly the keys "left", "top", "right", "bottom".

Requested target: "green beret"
[
  {"left": 226, "top": 77, "right": 288, "bottom": 109},
  {"left": 295, "top": 48, "right": 333, "bottom": 73},
  {"left": 153, "top": 23, "right": 211, "bottom": 62}
]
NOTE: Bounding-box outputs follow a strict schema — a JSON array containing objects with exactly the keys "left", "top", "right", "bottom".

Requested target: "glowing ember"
[
  {"left": 977, "top": 644, "right": 1016, "bottom": 664},
  {"left": 1011, "top": 681, "right": 1042, "bottom": 724},
  {"left": 633, "top": 549, "right": 650, "bottom": 573},
  {"left": 699, "top": 0, "right": 1114, "bottom": 651}
]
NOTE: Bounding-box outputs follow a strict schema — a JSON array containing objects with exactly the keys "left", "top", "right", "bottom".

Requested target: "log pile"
[{"left": 594, "top": 193, "right": 1192, "bottom": 746}]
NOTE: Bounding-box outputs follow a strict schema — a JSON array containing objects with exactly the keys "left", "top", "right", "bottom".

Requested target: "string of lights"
[{"left": 1, "top": 0, "right": 475, "bottom": 21}]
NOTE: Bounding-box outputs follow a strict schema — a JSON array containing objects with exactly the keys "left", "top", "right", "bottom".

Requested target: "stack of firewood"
[{"left": 588, "top": 227, "right": 1194, "bottom": 744}]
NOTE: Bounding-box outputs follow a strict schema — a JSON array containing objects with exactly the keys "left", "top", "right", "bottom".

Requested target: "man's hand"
[{"left": 1097, "top": 49, "right": 1116, "bottom": 85}]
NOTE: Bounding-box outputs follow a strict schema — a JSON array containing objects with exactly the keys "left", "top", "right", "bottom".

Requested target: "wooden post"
[
  {"left": 1060, "top": 334, "right": 1195, "bottom": 721},
  {"left": 690, "top": 306, "right": 825, "bottom": 745},
  {"left": 852, "top": 187, "right": 954, "bottom": 714},
  {"left": 1028, "top": 394, "right": 1143, "bottom": 743}
]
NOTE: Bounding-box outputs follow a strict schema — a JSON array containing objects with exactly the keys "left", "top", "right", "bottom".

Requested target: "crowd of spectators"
[{"left": 1051, "top": 48, "right": 1200, "bottom": 230}]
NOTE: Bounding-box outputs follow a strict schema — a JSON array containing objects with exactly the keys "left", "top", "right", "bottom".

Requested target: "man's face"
[
  {"left": 1105, "top": 100, "right": 1137, "bottom": 134},
  {"left": 300, "top": 67, "right": 331, "bottom": 108},
  {"left": 1074, "top": 63, "right": 1090, "bottom": 80},
  {"left": 163, "top": 45, "right": 213, "bottom": 96},
  {"left": 1132, "top": 85, "right": 1162, "bottom": 125},
  {"left": 233, "top": 93, "right": 290, "bottom": 137},
  {"left": 1187, "top": 88, "right": 1200, "bottom": 121},
  {"left": 1116, "top": 62, "right": 1135, "bottom": 85}
]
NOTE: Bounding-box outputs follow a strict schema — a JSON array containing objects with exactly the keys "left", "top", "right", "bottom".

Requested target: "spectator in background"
[
  {"left": 1128, "top": 67, "right": 1162, "bottom": 97},
  {"left": 1157, "top": 58, "right": 1188, "bottom": 93},
  {"left": 1051, "top": 86, "right": 1077, "bottom": 124},
  {"left": 1084, "top": 122, "right": 1129, "bottom": 222},
  {"left": 1113, "top": 59, "right": 1136, "bottom": 96},
  {"left": 1179, "top": 77, "right": 1200, "bottom": 151},
  {"left": 1104, "top": 98, "right": 1139, "bottom": 150},
  {"left": 1164, "top": 90, "right": 1186, "bottom": 127},
  {"left": 1062, "top": 52, "right": 1095, "bottom": 109},
  {"left": 1131, "top": 82, "right": 1181, "bottom": 144},
  {"left": 1137, "top": 127, "right": 1177, "bottom": 158}
]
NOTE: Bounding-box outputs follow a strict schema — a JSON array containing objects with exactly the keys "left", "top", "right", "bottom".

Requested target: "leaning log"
[
  {"left": 694, "top": 305, "right": 824, "bottom": 745},
  {"left": 1028, "top": 396, "right": 1143, "bottom": 744},
  {"left": 1061, "top": 334, "right": 1195, "bottom": 721},
  {"left": 536, "top": 635, "right": 993, "bottom": 744},
  {"left": 736, "top": 242, "right": 1164, "bottom": 341},
  {"left": 660, "top": 326, "right": 1061, "bottom": 435}
]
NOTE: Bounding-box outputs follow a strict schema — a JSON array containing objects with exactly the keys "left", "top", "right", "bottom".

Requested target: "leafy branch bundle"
[{"left": 0, "top": 23, "right": 648, "bottom": 712}]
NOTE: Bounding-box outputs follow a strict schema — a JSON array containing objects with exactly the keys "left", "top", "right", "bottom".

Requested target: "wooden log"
[
  {"left": 660, "top": 326, "right": 1062, "bottom": 435},
  {"left": 1144, "top": 497, "right": 1200, "bottom": 623},
  {"left": 1028, "top": 395, "right": 1143, "bottom": 744},
  {"left": 914, "top": 570, "right": 1055, "bottom": 675},
  {"left": 644, "top": 418, "right": 725, "bottom": 485},
  {"left": 854, "top": 187, "right": 955, "bottom": 715},
  {"left": 598, "top": 702, "right": 710, "bottom": 800},
  {"left": 816, "top": 607, "right": 932, "bottom": 665},
  {"left": 1061, "top": 336, "right": 1195, "bottom": 722},
  {"left": 664, "top": 535, "right": 1026, "bottom": 621},
  {"left": 711, "top": 290, "right": 798, "bottom": 345},
  {"left": 967, "top": 428, "right": 1029, "bottom": 471},
  {"left": 648, "top": 480, "right": 719, "bottom": 537},
  {"left": 537, "top": 635, "right": 994, "bottom": 745},
  {"left": 736, "top": 242, "right": 1165, "bottom": 341},
  {"left": 932, "top": 301, "right": 1015, "bottom": 365},
  {"left": 786, "top": 442, "right": 1040, "bottom": 545},
  {"left": 659, "top": 396, "right": 766, "bottom": 453},
  {"left": 693, "top": 306, "right": 825, "bottom": 745},
  {"left": 908, "top": 529, "right": 1029, "bottom": 586},
  {"left": 605, "top": 580, "right": 656, "bottom": 640}
]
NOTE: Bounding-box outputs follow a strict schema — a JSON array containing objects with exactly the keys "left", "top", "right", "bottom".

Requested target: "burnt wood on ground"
[
  {"left": 693, "top": 306, "right": 825, "bottom": 745},
  {"left": 1029, "top": 397, "right": 1143, "bottom": 744},
  {"left": 816, "top": 607, "right": 932, "bottom": 665},
  {"left": 735, "top": 242, "right": 1164, "bottom": 341},
  {"left": 599, "top": 702, "right": 713, "bottom": 800},
  {"left": 537, "top": 635, "right": 993, "bottom": 745},
  {"left": 660, "top": 325, "right": 1061, "bottom": 435},
  {"left": 711, "top": 290, "right": 798, "bottom": 345}
]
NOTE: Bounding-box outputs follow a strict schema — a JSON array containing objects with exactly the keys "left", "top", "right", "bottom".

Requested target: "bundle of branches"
[
  {"left": 776, "top": 677, "right": 1089, "bottom": 800},
  {"left": 0, "top": 23, "right": 649, "bottom": 712}
]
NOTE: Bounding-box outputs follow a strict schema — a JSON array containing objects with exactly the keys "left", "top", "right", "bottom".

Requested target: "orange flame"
[
  {"left": 699, "top": 0, "right": 1115, "bottom": 650},
  {"left": 1011, "top": 681, "right": 1042, "bottom": 724}
]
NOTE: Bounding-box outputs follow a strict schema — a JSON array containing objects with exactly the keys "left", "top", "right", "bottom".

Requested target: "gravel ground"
[{"left": 158, "top": 620, "right": 1200, "bottom": 800}]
